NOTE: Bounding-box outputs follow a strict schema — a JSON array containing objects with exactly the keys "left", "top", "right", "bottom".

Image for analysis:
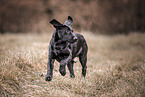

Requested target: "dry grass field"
[{"left": 0, "top": 32, "right": 145, "bottom": 97}]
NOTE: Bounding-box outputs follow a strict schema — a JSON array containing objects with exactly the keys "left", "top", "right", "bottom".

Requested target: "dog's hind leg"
[
  {"left": 79, "top": 55, "right": 87, "bottom": 78},
  {"left": 67, "top": 61, "right": 75, "bottom": 78}
]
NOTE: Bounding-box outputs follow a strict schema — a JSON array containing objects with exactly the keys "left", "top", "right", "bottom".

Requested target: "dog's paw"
[
  {"left": 59, "top": 66, "right": 66, "bottom": 76},
  {"left": 59, "top": 69, "right": 66, "bottom": 76},
  {"left": 45, "top": 76, "right": 52, "bottom": 81},
  {"left": 60, "top": 71, "right": 66, "bottom": 76},
  {"left": 70, "top": 74, "right": 75, "bottom": 78}
]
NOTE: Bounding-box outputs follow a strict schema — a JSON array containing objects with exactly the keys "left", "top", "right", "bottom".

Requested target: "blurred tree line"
[{"left": 0, "top": 0, "right": 144, "bottom": 34}]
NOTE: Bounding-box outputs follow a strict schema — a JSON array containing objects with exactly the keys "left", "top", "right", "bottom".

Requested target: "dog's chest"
[{"left": 53, "top": 41, "right": 71, "bottom": 57}]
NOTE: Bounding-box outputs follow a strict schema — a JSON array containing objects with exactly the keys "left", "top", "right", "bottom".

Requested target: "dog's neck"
[
  {"left": 54, "top": 31, "right": 60, "bottom": 42},
  {"left": 54, "top": 40, "right": 69, "bottom": 50}
]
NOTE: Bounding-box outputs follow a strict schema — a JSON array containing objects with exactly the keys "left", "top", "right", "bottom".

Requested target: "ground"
[{"left": 0, "top": 32, "right": 145, "bottom": 97}]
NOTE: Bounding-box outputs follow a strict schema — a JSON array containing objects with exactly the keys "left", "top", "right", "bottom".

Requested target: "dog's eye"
[
  {"left": 67, "top": 27, "right": 71, "bottom": 30},
  {"left": 67, "top": 27, "right": 73, "bottom": 32}
]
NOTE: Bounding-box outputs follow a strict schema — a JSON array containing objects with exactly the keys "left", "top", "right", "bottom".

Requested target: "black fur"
[{"left": 45, "top": 16, "right": 88, "bottom": 81}]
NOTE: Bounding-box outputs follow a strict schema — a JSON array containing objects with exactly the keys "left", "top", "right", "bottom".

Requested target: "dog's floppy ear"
[
  {"left": 50, "top": 19, "right": 64, "bottom": 29},
  {"left": 64, "top": 16, "right": 73, "bottom": 29}
]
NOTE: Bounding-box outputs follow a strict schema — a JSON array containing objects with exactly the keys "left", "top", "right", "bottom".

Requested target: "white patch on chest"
[{"left": 73, "top": 57, "right": 78, "bottom": 63}]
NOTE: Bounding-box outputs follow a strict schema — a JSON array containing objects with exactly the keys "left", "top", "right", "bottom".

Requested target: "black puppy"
[{"left": 45, "top": 16, "right": 88, "bottom": 81}]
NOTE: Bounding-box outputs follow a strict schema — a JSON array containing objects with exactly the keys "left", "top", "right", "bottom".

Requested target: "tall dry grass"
[{"left": 0, "top": 32, "right": 145, "bottom": 96}]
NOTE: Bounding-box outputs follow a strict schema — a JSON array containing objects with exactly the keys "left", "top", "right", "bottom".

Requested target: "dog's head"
[{"left": 50, "top": 16, "right": 77, "bottom": 43}]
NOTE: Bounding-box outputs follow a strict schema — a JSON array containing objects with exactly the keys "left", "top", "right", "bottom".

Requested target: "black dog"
[{"left": 45, "top": 16, "right": 88, "bottom": 81}]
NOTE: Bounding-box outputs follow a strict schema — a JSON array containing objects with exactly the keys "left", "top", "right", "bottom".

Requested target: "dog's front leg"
[
  {"left": 45, "top": 58, "right": 55, "bottom": 81},
  {"left": 59, "top": 48, "right": 72, "bottom": 76}
]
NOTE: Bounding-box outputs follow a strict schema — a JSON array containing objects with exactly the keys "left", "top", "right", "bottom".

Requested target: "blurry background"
[
  {"left": 1, "top": 0, "right": 145, "bottom": 96},
  {"left": 0, "top": 0, "right": 145, "bottom": 34}
]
